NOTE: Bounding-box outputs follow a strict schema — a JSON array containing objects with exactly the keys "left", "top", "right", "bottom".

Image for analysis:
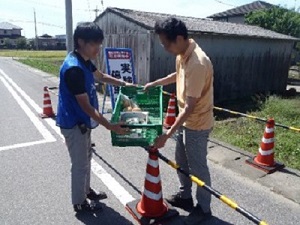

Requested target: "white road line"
[
  {"left": 0, "top": 68, "right": 136, "bottom": 206},
  {"left": 0, "top": 68, "right": 44, "bottom": 112},
  {"left": 0, "top": 140, "right": 51, "bottom": 152},
  {"left": 91, "top": 159, "right": 135, "bottom": 206},
  {"left": 0, "top": 69, "right": 64, "bottom": 140},
  {"left": 0, "top": 75, "right": 56, "bottom": 145}
]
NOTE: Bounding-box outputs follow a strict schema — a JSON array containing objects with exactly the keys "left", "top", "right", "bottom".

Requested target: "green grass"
[
  {"left": 0, "top": 50, "right": 66, "bottom": 58},
  {"left": 0, "top": 50, "right": 66, "bottom": 76},
  {"left": 212, "top": 96, "right": 300, "bottom": 170},
  {"left": 18, "top": 58, "right": 63, "bottom": 76}
]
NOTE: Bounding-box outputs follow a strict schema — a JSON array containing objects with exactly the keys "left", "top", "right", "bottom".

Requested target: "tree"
[
  {"left": 245, "top": 6, "right": 300, "bottom": 38},
  {"left": 16, "top": 37, "right": 27, "bottom": 49},
  {"left": 3, "top": 38, "right": 11, "bottom": 49}
]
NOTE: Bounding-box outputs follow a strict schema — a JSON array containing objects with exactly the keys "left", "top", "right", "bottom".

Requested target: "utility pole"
[
  {"left": 33, "top": 8, "right": 38, "bottom": 50},
  {"left": 65, "top": 0, "right": 73, "bottom": 53},
  {"left": 101, "top": 0, "right": 104, "bottom": 11},
  {"left": 92, "top": 5, "right": 100, "bottom": 19}
]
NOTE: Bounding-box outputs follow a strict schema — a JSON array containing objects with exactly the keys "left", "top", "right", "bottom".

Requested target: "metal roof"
[
  {"left": 96, "top": 7, "right": 297, "bottom": 41},
  {"left": 0, "top": 22, "right": 22, "bottom": 30},
  {"left": 208, "top": 1, "right": 274, "bottom": 18}
]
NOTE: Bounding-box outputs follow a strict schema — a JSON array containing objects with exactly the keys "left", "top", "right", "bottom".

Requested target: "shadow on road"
[
  {"left": 92, "top": 149, "right": 142, "bottom": 196},
  {"left": 164, "top": 215, "right": 235, "bottom": 225},
  {"left": 279, "top": 168, "right": 300, "bottom": 178},
  {"left": 202, "top": 216, "right": 234, "bottom": 225},
  {"left": 75, "top": 202, "right": 133, "bottom": 225},
  {"left": 208, "top": 138, "right": 251, "bottom": 158}
]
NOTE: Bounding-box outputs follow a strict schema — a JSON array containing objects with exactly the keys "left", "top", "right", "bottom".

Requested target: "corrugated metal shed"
[
  {"left": 95, "top": 7, "right": 297, "bottom": 102},
  {"left": 208, "top": 0, "right": 273, "bottom": 18}
]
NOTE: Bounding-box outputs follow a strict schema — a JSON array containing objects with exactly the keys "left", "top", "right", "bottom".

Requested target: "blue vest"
[{"left": 56, "top": 52, "right": 99, "bottom": 129}]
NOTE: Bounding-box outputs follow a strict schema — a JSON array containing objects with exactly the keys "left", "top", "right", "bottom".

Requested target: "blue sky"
[{"left": 0, "top": 0, "right": 297, "bottom": 38}]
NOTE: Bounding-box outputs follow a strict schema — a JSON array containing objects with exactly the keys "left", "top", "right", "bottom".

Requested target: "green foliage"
[
  {"left": 245, "top": 6, "right": 300, "bottom": 37},
  {"left": 212, "top": 96, "right": 300, "bottom": 170},
  {"left": 16, "top": 38, "right": 27, "bottom": 49},
  {"left": 3, "top": 38, "right": 11, "bottom": 48}
]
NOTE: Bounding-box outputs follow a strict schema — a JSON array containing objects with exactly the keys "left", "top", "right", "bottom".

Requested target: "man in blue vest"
[{"left": 57, "top": 22, "right": 130, "bottom": 213}]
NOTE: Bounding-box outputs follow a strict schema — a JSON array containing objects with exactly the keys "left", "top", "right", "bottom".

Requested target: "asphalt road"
[{"left": 0, "top": 57, "right": 299, "bottom": 225}]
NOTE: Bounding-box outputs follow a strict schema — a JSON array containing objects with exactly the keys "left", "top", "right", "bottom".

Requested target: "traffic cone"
[
  {"left": 246, "top": 118, "right": 284, "bottom": 174},
  {"left": 164, "top": 94, "right": 176, "bottom": 129},
  {"left": 40, "top": 86, "right": 55, "bottom": 118},
  {"left": 126, "top": 147, "right": 178, "bottom": 225}
]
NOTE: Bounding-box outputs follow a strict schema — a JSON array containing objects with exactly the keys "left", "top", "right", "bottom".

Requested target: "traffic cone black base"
[
  {"left": 246, "top": 157, "right": 284, "bottom": 174},
  {"left": 125, "top": 199, "right": 179, "bottom": 225},
  {"left": 39, "top": 113, "right": 56, "bottom": 119}
]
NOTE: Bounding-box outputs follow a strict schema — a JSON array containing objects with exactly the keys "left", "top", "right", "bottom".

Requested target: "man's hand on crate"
[
  {"left": 144, "top": 72, "right": 177, "bottom": 92},
  {"left": 143, "top": 82, "right": 155, "bottom": 92},
  {"left": 124, "top": 82, "right": 137, "bottom": 87},
  {"left": 108, "top": 122, "right": 130, "bottom": 135},
  {"left": 153, "top": 133, "right": 171, "bottom": 149}
]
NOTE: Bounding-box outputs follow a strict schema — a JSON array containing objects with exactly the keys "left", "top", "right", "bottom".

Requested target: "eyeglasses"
[{"left": 160, "top": 41, "right": 175, "bottom": 50}]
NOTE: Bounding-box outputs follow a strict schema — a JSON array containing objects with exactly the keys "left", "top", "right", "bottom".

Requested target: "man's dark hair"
[
  {"left": 73, "top": 22, "right": 104, "bottom": 49},
  {"left": 154, "top": 17, "right": 188, "bottom": 42}
]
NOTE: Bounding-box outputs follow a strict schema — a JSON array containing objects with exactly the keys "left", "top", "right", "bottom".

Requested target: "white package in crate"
[
  {"left": 120, "top": 111, "right": 149, "bottom": 125},
  {"left": 119, "top": 111, "right": 149, "bottom": 139}
]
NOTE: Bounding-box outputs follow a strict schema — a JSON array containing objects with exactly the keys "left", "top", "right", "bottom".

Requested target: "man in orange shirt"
[{"left": 144, "top": 17, "right": 214, "bottom": 224}]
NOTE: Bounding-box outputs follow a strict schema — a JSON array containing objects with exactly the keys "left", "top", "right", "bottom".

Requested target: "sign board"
[{"left": 104, "top": 48, "right": 136, "bottom": 110}]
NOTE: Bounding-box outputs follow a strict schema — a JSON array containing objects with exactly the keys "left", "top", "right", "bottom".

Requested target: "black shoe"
[
  {"left": 184, "top": 205, "right": 212, "bottom": 225},
  {"left": 73, "top": 200, "right": 102, "bottom": 213},
  {"left": 165, "top": 192, "right": 194, "bottom": 211},
  {"left": 87, "top": 188, "right": 107, "bottom": 201}
]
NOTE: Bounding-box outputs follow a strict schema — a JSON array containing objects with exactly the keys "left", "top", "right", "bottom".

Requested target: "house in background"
[
  {"left": 0, "top": 22, "right": 23, "bottom": 48},
  {"left": 31, "top": 34, "right": 66, "bottom": 50},
  {"left": 37, "top": 34, "right": 57, "bottom": 49},
  {"left": 95, "top": 7, "right": 297, "bottom": 102},
  {"left": 208, "top": 1, "right": 274, "bottom": 24},
  {"left": 55, "top": 34, "right": 67, "bottom": 49}
]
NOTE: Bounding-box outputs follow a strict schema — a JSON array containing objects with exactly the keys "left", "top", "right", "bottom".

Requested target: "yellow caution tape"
[
  {"left": 190, "top": 175, "right": 205, "bottom": 187},
  {"left": 168, "top": 161, "right": 180, "bottom": 169},
  {"left": 220, "top": 195, "right": 238, "bottom": 209},
  {"left": 290, "top": 127, "right": 300, "bottom": 132}
]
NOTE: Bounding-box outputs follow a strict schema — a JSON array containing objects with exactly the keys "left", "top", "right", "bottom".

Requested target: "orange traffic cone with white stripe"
[
  {"left": 164, "top": 94, "right": 176, "bottom": 129},
  {"left": 126, "top": 147, "right": 178, "bottom": 224},
  {"left": 40, "top": 86, "right": 55, "bottom": 118},
  {"left": 246, "top": 118, "right": 284, "bottom": 174},
  {"left": 137, "top": 148, "right": 168, "bottom": 217}
]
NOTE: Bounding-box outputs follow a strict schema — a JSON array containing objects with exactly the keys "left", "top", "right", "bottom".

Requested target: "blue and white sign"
[{"left": 104, "top": 48, "right": 136, "bottom": 110}]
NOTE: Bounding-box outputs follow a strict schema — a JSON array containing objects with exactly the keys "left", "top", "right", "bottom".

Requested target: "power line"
[
  {"left": 22, "top": 0, "right": 60, "bottom": 9},
  {"left": 20, "top": 0, "right": 93, "bottom": 12},
  {"left": 214, "top": 0, "right": 236, "bottom": 7},
  {"left": 3, "top": 18, "right": 64, "bottom": 29}
]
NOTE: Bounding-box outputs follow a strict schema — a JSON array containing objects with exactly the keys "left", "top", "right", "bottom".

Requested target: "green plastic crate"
[{"left": 111, "top": 86, "right": 163, "bottom": 147}]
